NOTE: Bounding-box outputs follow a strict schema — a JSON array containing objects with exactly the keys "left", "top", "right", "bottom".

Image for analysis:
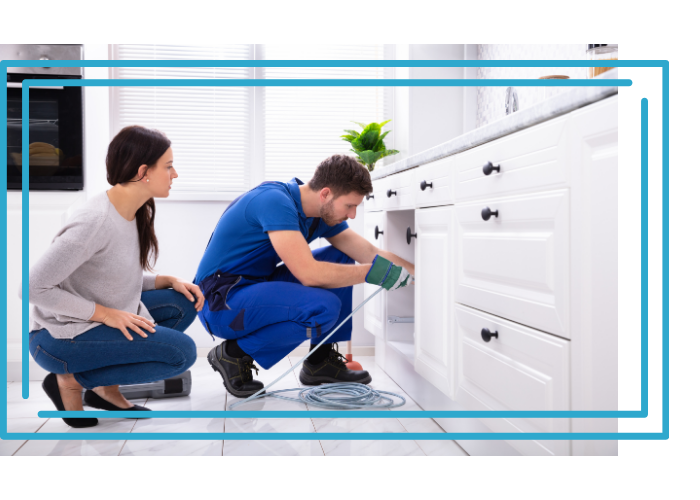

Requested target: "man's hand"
[
  {"left": 327, "top": 229, "right": 415, "bottom": 276},
  {"left": 365, "top": 255, "right": 413, "bottom": 291}
]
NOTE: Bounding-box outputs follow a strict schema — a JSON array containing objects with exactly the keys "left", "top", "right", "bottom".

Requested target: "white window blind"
[
  {"left": 110, "top": 45, "right": 254, "bottom": 198},
  {"left": 110, "top": 44, "right": 393, "bottom": 198},
  {"left": 260, "top": 45, "right": 393, "bottom": 183}
]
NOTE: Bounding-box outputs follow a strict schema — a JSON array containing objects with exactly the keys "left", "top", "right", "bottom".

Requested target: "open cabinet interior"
[{"left": 384, "top": 209, "right": 416, "bottom": 364}]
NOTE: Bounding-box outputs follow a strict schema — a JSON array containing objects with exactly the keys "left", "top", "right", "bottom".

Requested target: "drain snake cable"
[{"left": 227, "top": 287, "right": 406, "bottom": 410}]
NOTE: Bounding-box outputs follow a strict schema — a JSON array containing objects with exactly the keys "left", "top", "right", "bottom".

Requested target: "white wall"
[
  {"left": 386, "top": 44, "right": 477, "bottom": 167},
  {"left": 476, "top": 44, "right": 589, "bottom": 128}
]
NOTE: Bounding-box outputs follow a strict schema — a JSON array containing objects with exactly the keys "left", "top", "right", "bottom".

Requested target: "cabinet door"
[
  {"left": 455, "top": 189, "right": 570, "bottom": 338},
  {"left": 414, "top": 206, "right": 455, "bottom": 398},
  {"left": 363, "top": 210, "right": 386, "bottom": 338}
]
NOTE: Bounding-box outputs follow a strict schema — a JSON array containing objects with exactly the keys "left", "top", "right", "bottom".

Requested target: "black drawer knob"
[
  {"left": 387, "top": 189, "right": 397, "bottom": 198},
  {"left": 481, "top": 207, "right": 499, "bottom": 221},
  {"left": 374, "top": 226, "right": 383, "bottom": 240},
  {"left": 482, "top": 161, "right": 501, "bottom": 176},
  {"left": 366, "top": 193, "right": 374, "bottom": 200},
  {"left": 406, "top": 227, "right": 417, "bottom": 245},
  {"left": 420, "top": 180, "right": 433, "bottom": 191},
  {"left": 481, "top": 328, "right": 499, "bottom": 342}
]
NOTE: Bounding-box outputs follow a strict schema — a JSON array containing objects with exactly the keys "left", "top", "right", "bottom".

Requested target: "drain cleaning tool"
[{"left": 228, "top": 287, "right": 406, "bottom": 410}]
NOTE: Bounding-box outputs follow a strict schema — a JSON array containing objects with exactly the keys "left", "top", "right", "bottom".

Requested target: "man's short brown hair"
[{"left": 308, "top": 155, "right": 373, "bottom": 197}]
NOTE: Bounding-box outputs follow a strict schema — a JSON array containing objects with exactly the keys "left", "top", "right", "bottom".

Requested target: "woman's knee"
[{"left": 158, "top": 330, "right": 197, "bottom": 370}]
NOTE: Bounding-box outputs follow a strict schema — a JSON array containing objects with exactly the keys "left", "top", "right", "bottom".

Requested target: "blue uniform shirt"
[{"left": 194, "top": 178, "right": 349, "bottom": 283}]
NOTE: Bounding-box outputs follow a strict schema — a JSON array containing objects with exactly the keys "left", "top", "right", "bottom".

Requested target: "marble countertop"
[{"left": 371, "top": 68, "right": 619, "bottom": 180}]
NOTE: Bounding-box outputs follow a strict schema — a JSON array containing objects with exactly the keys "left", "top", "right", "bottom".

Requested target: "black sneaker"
[
  {"left": 299, "top": 343, "right": 372, "bottom": 386},
  {"left": 207, "top": 343, "right": 265, "bottom": 398}
]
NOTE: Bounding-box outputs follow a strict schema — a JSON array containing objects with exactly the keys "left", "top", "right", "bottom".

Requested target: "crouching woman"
[{"left": 23, "top": 126, "right": 201, "bottom": 428}]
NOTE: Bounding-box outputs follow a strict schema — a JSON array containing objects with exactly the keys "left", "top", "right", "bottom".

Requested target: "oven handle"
[{"left": 7, "top": 82, "right": 64, "bottom": 90}]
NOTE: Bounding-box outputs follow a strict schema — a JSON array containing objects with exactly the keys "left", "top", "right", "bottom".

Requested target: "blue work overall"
[{"left": 195, "top": 180, "right": 353, "bottom": 370}]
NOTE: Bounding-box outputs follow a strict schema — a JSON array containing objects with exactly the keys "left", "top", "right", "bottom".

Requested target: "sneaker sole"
[
  {"left": 207, "top": 349, "right": 265, "bottom": 398},
  {"left": 298, "top": 371, "right": 372, "bottom": 386}
]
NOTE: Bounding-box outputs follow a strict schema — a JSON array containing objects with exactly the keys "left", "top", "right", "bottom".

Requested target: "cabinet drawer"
[
  {"left": 455, "top": 189, "right": 570, "bottom": 338},
  {"left": 454, "top": 115, "right": 569, "bottom": 202},
  {"left": 414, "top": 156, "right": 455, "bottom": 208},
  {"left": 382, "top": 170, "right": 415, "bottom": 210},
  {"left": 364, "top": 177, "right": 386, "bottom": 212},
  {"left": 454, "top": 303, "right": 571, "bottom": 456}
]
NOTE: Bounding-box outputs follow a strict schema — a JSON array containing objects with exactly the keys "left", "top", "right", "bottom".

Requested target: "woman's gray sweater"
[{"left": 21, "top": 191, "right": 157, "bottom": 339}]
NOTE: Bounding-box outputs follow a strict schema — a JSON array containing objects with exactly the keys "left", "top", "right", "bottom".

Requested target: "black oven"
[{"left": 3, "top": 44, "right": 84, "bottom": 190}]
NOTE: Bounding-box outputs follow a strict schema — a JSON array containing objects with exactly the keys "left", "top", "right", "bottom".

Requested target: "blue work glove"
[{"left": 365, "top": 255, "right": 413, "bottom": 291}]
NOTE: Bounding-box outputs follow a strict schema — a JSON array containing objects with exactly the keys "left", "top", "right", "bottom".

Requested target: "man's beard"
[{"left": 320, "top": 200, "right": 344, "bottom": 226}]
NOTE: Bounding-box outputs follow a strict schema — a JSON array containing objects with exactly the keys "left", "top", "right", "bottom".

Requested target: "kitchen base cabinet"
[{"left": 371, "top": 96, "right": 618, "bottom": 455}]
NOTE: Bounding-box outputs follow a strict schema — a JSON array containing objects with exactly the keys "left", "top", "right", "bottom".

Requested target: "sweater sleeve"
[
  {"left": 21, "top": 212, "right": 106, "bottom": 321},
  {"left": 142, "top": 273, "right": 157, "bottom": 291}
]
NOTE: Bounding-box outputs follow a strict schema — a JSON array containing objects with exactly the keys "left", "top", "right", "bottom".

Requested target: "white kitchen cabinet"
[
  {"left": 454, "top": 189, "right": 571, "bottom": 338},
  {"left": 369, "top": 95, "right": 618, "bottom": 456},
  {"left": 363, "top": 209, "right": 386, "bottom": 338},
  {"left": 454, "top": 303, "right": 571, "bottom": 456},
  {"left": 413, "top": 206, "right": 455, "bottom": 398},
  {"left": 454, "top": 113, "right": 570, "bottom": 202}
]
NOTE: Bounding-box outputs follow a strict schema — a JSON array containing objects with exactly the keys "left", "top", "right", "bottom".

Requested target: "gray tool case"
[{"left": 103, "top": 371, "right": 192, "bottom": 400}]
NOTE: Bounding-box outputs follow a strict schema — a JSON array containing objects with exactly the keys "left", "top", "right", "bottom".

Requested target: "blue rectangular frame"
[{"left": 0, "top": 59, "right": 668, "bottom": 441}]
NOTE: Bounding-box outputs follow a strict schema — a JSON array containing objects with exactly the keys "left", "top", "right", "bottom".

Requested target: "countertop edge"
[{"left": 371, "top": 69, "right": 619, "bottom": 181}]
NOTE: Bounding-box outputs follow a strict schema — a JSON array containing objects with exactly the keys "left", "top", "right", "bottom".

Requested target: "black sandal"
[
  {"left": 41, "top": 373, "right": 98, "bottom": 428},
  {"left": 83, "top": 390, "right": 152, "bottom": 418}
]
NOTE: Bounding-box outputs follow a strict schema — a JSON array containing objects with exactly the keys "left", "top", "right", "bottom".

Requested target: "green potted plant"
[{"left": 340, "top": 120, "right": 399, "bottom": 172}]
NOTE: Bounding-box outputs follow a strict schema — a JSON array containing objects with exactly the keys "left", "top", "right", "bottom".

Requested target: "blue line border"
[{"left": 0, "top": 60, "right": 668, "bottom": 441}]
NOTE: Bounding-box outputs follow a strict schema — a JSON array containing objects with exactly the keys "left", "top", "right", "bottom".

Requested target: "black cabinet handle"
[
  {"left": 482, "top": 161, "right": 501, "bottom": 176},
  {"left": 366, "top": 193, "right": 374, "bottom": 200},
  {"left": 406, "top": 227, "right": 417, "bottom": 245},
  {"left": 374, "top": 226, "right": 383, "bottom": 240},
  {"left": 481, "top": 207, "right": 499, "bottom": 221},
  {"left": 481, "top": 328, "right": 499, "bottom": 342},
  {"left": 420, "top": 180, "right": 433, "bottom": 191},
  {"left": 387, "top": 189, "right": 397, "bottom": 198}
]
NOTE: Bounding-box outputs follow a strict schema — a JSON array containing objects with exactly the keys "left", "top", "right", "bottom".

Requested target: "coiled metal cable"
[{"left": 228, "top": 287, "right": 406, "bottom": 410}]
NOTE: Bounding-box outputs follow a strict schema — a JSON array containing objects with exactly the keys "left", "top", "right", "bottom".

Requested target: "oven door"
[{"left": 7, "top": 75, "right": 83, "bottom": 190}]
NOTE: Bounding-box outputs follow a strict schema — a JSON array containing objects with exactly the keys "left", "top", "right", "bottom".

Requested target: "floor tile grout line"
[
  {"left": 11, "top": 418, "right": 49, "bottom": 456},
  {"left": 118, "top": 398, "right": 149, "bottom": 456},
  {"left": 289, "top": 355, "right": 326, "bottom": 456}
]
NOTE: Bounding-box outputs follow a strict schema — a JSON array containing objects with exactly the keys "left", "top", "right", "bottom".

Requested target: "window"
[{"left": 110, "top": 44, "right": 393, "bottom": 200}]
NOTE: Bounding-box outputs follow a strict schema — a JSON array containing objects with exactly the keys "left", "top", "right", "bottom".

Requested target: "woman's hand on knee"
[
  {"left": 97, "top": 307, "right": 157, "bottom": 341},
  {"left": 169, "top": 277, "right": 205, "bottom": 312}
]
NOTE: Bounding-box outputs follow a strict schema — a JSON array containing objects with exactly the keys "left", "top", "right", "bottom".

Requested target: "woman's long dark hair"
[{"left": 106, "top": 125, "right": 171, "bottom": 272}]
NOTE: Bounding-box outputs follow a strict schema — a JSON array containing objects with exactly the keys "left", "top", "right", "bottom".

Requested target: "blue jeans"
[
  {"left": 28, "top": 289, "right": 198, "bottom": 390},
  {"left": 198, "top": 245, "right": 353, "bottom": 369}
]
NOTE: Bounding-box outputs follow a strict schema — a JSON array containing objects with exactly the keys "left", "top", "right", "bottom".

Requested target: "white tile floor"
[{"left": 3, "top": 356, "right": 467, "bottom": 456}]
